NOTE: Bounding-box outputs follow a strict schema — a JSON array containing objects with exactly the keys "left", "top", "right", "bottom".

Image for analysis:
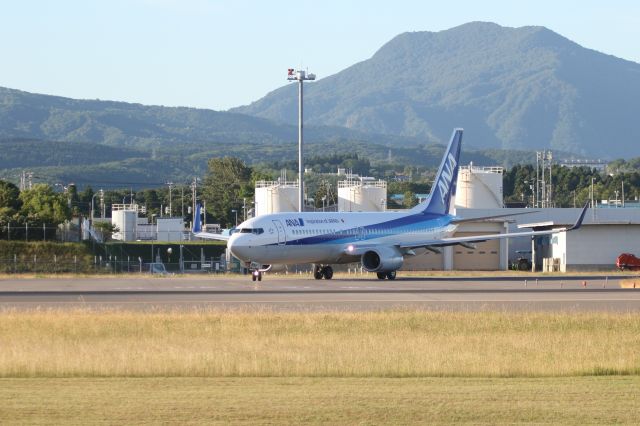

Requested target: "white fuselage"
[{"left": 228, "top": 210, "right": 456, "bottom": 265}]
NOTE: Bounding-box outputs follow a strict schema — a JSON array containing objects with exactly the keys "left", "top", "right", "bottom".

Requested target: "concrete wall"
[{"left": 565, "top": 225, "right": 640, "bottom": 271}]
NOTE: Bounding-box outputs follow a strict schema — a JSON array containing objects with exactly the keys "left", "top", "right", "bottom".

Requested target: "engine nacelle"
[{"left": 361, "top": 247, "right": 404, "bottom": 273}]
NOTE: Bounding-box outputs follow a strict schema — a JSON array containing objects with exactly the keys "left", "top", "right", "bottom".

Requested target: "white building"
[
  {"left": 110, "top": 203, "right": 185, "bottom": 242},
  {"left": 157, "top": 218, "right": 184, "bottom": 242},
  {"left": 111, "top": 204, "right": 139, "bottom": 241}
]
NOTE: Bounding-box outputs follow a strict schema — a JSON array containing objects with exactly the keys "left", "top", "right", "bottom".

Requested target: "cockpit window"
[{"left": 238, "top": 227, "right": 264, "bottom": 235}]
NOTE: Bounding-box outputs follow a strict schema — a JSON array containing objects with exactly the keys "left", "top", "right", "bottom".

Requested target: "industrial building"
[{"left": 110, "top": 203, "right": 184, "bottom": 242}]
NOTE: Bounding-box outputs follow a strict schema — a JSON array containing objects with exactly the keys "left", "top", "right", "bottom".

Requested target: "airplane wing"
[
  {"left": 343, "top": 203, "right": 588, "bottom": 255},
  {"left": 449, "top": 210, "right": 539, "bottom": 224},
  {"left": 400, "top": 202, "right": 588, "bottom": 250},
  {"left": 191, "top": 202, "right": 231, "bottom": 241},
  {"left": 193, "top": 231, "right": 230, "bottom": 241}
]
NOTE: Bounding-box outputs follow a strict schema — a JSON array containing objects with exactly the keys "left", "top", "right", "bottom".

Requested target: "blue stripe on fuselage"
[{"left": 279, "top": 212, "right": 452, "bottom": 246}]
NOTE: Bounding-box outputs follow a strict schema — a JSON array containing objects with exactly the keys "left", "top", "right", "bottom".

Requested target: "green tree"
[
  {"left": 93, "top": 221, "right": 119, "bottom": 242},
  {"left": 19, "top": 184, "right": 71, "bottom": 224},
  {"left": 0, "top": 180, "right": 21, "bottom": 211},
  {"left": 313, "top": 180, "right": 337, "bottom": 209},
  {"left": 403, "top": 190, "right": 417, "bottom": 208},
  {"left": 202, "top": 157, "right": 252, "bottom": 227}
]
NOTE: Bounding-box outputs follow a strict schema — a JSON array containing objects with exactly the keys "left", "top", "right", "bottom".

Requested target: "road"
[{"left": 1, "top": 275, "right": 639, "bottom": 311}]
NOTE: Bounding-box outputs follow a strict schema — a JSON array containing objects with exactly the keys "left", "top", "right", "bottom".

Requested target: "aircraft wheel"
[
  {"left": 258, "top": 272, "right": 262, "bottom": 281},
  {"left": 376, "top": 272, "right": 386, "bottom": 280},
  {"left": 313, "top": 265, "right": 323, "bottom": 280},
  {"left": 386, "top": 271, "right": 397, "bottom": 280},
  {"left": 251, "top": 274, "right": 256, "bottom": 282},
  {"left": 322, "top": 266, "right": 333, "bottom": 280},
  {"left": 518, "top": 259, "right": 531, "bottom": 271}
]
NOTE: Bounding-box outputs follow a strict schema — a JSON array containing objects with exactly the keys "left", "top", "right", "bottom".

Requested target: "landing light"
[{"left": 347, "top": 245, "right": 354, "bottom": 252}]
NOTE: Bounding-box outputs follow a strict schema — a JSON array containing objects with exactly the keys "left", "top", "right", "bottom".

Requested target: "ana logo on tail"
[{"left": 437, "top": 152, "right": 457, "bottom": 206}]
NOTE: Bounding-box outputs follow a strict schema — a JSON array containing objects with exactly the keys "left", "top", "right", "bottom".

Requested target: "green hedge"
[
  {"left": 0, "top": 241, "right": 95, "bottom": 273},
  {"left": 0, "top": 241, "right": 228, "bottom": 273}
]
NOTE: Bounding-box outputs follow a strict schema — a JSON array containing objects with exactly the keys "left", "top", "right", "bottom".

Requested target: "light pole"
[
  {"left": 287, "top": 68, "right": 316, "bottom": 212},
  {"left": 231, "top": 209, "right": 238, "bottom": 227},
  {"left": 91, "top": 192, "right": 101, "bottom": 226},
  {"left": 166, "top": 182, "right": 173, "bottom": 217}
]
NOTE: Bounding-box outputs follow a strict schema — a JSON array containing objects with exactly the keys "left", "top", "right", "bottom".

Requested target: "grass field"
[
  {"left": 1, "top": 377, "right": 639, "bottom": 424},
  {"left": 1, "top": 309, "right": 639, "bottom": 424},
  {"left": 1, "top": 310, "right": 639, "bottom": 378}
]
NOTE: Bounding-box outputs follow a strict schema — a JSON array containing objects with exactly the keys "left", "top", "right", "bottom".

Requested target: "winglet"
[
  {"left": 567, "top": 202, "right": 589, "bottom": 231},
  {"left": 192, "top": 203, "right": 202, "bottom": 233}
]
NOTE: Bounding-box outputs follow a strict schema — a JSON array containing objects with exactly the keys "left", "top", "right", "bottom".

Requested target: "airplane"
[{"left": 193, "top": 128, "right": 588, "bottom": 281}]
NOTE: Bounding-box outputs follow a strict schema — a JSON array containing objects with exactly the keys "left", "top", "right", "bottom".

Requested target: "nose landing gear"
[
  {"left": 313, "top": 265, "right": 334, "bottom": 280},
  {"left": 376, "top": 271, "right": 397, "bottom": 280},
  {"left": 251, "top": 270, "right": 262, "bottom": 281}
]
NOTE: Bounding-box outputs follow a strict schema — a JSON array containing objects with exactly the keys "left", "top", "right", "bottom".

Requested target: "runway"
[{"left": 1, "top": 274, "right": 639, "bottom": 311}]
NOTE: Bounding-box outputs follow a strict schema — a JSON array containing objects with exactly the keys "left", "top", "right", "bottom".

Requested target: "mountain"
[
  {"left": 233, "top": 22, "right": 640, "bottom": 158},
  {"left": 0, "top": 86, "right": 425, "bottom": 151}
]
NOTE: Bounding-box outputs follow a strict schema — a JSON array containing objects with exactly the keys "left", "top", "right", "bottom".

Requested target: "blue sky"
[{"left": 1, "top": 0, "right": 638, "bottom": 110}]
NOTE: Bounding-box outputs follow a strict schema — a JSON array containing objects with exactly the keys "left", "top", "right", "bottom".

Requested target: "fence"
[
  {"left": 0, "top": 223, "right": 80, "bottom": 242},
  {"left": 0, "top": 255, "right": 234, "bottom": 275}
]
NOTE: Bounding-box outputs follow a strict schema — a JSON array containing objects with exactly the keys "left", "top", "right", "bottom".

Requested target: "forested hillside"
[{"left": 235, "top": 22, "right": 640, "bottom": 158}]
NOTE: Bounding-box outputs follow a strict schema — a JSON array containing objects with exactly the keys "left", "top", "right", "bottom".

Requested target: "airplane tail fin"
[
  {"left": 192, "top": 203, "right": 202, "bottom": 233},
  {"left": 411, "top": 128, "right": 463, "bottom": 216}
]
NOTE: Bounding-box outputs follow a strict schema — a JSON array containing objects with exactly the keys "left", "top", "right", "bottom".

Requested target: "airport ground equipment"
[{"left": 616, "top": 253, "right": 640, "bottom": 271}]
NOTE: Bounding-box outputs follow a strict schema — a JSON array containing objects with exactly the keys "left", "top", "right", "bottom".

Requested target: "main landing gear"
[
  {"left": 376, "top": 271, "right": 397, "bottom": 280},
  {"left": 313, "top": 265, "right": 334, "bottom": 280},
  {"left": 251, "top": 270, "right": 262, "bottom": 282}
]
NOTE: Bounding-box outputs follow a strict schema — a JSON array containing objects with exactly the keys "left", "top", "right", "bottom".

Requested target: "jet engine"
[{"left": 361, "top": 247, "right": 404, "bottom": 273}]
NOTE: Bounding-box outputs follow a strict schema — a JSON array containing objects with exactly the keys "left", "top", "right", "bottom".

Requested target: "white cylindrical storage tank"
[
  {"left": 338, "top": 178, "right": 387, "bottom": 212},
  {"left": 112, "top": 210, "right": 137, "bottom": 241},
  {"left": 271, "top": 186, "right": 298, "bottom": 213},
  {"left": 455, "top": 165, "right": 504, "bottom": 209},
  {"left": 255, "top": 181, "right": 299, "bottom": 216}
]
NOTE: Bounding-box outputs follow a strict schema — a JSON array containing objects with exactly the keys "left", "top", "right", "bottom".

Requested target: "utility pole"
[
  {"left": 166, "top": 182, "right": 174, "bottom": 217},
  {"left": 19, "top": 171, "right": 34, "bottom": 191},
  {"left": 190, "top": 177, "right": 199, "bottom": 227},
  {"left": 535, "top": 153, "right": 539, "bottom": 208},
  {"left": 100, "top": 189, "right": 105, "bottom": 219},
  {"left": 287, "top": 68, "right": 316, "bottom": 212},
  {"left": 181, "top": 185, "right": 185, "bottom": 218},
  {"left": 547, "top": 151, "right": 553, "bottom": 207}
]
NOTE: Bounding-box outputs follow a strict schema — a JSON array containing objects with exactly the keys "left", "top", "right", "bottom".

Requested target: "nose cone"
[{"left": 228, "top": 234, "right": 251, "bottom": 261}]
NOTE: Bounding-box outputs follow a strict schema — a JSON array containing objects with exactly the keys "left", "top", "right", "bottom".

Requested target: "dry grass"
[
  {"left": 2, "top": 377, "right": 640, "bottom": 424},
  {"left": 1, "top": 310, "right": 639, "bottom": 378},
  {"left": 620, "top": 279, "right": 640, "bottom": 288}
]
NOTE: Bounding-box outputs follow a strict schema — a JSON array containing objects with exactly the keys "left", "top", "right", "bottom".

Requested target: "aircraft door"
[{"left": 272, "top": 220, "right": 286, "bottom": 245}]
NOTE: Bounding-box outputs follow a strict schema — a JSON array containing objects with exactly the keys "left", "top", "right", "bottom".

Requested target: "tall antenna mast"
[{"left": 287, "top": 67, "right": 316, "bottom": 212}]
